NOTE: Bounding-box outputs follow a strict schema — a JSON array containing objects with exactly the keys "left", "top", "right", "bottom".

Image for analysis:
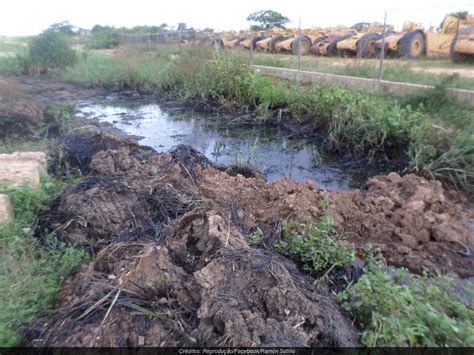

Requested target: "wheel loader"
[
  {"left": 274, "top": 27, "right": 326, "bottom": 55},
  {"left": 374, "top": 13, "right": 474, "bottom": 60},
  {"left": 336, "top": 22, "right": 390, "bottom": 58}
]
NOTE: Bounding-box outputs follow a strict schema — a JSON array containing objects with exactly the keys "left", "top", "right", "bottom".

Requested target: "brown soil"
[
  {"left": 0, "top": 78, "right": 45, "bottom": 138},
  {"left": 25, "top": 134, "right": 473, "bottom": 346}
]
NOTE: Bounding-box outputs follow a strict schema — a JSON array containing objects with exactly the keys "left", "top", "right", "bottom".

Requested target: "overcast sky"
[{"left": 1, "top": 0, "right": 473, "bottom": 36}]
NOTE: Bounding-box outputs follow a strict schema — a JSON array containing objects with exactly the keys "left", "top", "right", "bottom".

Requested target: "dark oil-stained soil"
[
  {"left": 0, "top": 78, "right": 45, "bottom": 138},
  {"left": 25, "top": 132, "right": 473, "bottom": 347}
]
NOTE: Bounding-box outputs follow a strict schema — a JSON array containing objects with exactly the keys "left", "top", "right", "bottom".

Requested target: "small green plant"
[
  {"left": 338, "top": 253, "right": 474, "bottom": 347},
  {"left": 246, "top": 227, "right": 264, "bottom": 246},
  {"left": 276, "top": 197, "right": 354, "bottom": 274},
  {"left": 28, "top": 30, "right": 77, "bottom": 72},
  {"left": 0, "top": 177, "right": 89, "bottom": 346}
]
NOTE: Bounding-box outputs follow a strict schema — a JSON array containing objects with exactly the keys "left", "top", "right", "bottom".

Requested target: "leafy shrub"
[
  {"left": 86, "top": 30, "right": 120, "bottom": 49},
  {"left": 276, "top": 198, "right": 354, "bottom": 274},
  {"left": 338, "top": 254, "right": 474, "bottom": 347},
  {"left": 0, "top": 177, "right": 89, "bottom": 346},
  {"left": 28, "top": 30, "right": 77, "bottom": 72}
]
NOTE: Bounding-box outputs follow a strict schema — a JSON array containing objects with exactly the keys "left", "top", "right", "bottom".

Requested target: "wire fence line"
[{"left": 120, "top": 4, "right": 474, "bottom": 82}]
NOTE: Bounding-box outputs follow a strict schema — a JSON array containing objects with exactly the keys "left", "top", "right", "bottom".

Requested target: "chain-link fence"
[{"left": 231, "top": 4, "right": 474, "bottom": 84}]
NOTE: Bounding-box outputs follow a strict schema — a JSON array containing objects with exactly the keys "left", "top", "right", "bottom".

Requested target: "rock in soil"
[{"left": 0, "top": 151, "right": 47, "bottom": 188}]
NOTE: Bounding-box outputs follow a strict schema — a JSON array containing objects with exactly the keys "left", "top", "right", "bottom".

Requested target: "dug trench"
[{"left": 2, "top": 76, "right": 473, "bottom": 346}]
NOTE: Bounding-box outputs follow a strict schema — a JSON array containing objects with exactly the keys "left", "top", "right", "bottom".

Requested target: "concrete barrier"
[
  {"left": 0, "top": 152, "right": 48, "bottom": 188},
  {"left": 251, "top": 65, "right": 474, "bottom": 107},
  {"left": 0, "top": 194, "right": 13, "bottom": 223}
]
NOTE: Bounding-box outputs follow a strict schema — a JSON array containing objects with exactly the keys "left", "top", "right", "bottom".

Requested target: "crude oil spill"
[{"left": 76, "top": 100, "right": 366, "bottom": 191}]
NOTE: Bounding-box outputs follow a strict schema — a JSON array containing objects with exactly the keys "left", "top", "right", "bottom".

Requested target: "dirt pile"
[
  {"left": 27, "top": 135, "right": 473, "bottom": 346},
  {"left": 26, "top": 209, "right": 359, "bottom": 347},
  {"left": 43, "top": 137, "right": 474, "bottom": 275},
  {"left": 0, "top": 78, "right": 45, "bottom": 138},
  {"left": 331, "top": 173, "right": 473, "bottom": 277}
]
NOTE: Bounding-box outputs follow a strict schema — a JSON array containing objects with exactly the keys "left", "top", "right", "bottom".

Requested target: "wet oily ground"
[{"left": 24, "top": 133, "right": 473, "bottom": 347}]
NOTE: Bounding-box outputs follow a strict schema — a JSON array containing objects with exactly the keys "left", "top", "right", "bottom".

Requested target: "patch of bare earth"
[{"left": 24, "top": 135, "right": 473, "bottom": 346}]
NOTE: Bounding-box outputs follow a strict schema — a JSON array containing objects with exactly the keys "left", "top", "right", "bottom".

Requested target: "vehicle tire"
[
  {"left": 327, "top": 34, "right": 352, "bottom": 56},
  {"left": 213, "top": 39, "right": 224, "bottom": 50},
  {"left": 292, "top": 36, "right": 312, "bottom": 55},
  {"left": 251, "top": 36, "right": 264, "bottom": 51},
  {"left": 399, "top": 31, "right": 425, "bottom": 59},
  {"left": 270, "top": 35, "right": 285, "bottom": 53},
  {"left": 357, "top": 33, "right": 382, "bottom": 58}
]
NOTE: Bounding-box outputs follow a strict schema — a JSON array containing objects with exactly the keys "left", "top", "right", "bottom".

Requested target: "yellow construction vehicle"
[
  {"left": 309, "top": 26, "right": 355, "bottom": 56},
  {"left": 336, "top": 22, "right": 389, "bottom": 58},
  {"left": 274, "top": 27, "right": 325, "bottom": 55},
  {"left": 451, "top": 25, "right": 474, "bottom": 62},
  {"left": 374, "top": 13, "right": 474, "bottom": 59},
  {"left": 239, "top": 31, "right": 267, "bottom": 50},
  {"left": 254, "top": 28, "right": 290, "bottom": 52},
  {"left": 374, "top": 22, "right": 424, "bottom": 58}
]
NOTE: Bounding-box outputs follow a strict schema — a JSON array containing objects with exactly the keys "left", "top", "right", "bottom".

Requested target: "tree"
[
  {"left": 246, "top": 10, "right": 289, "bottom": 29},
  {"left": 177, "top": 23, "right": 187, "bottom": 31},
  {"left": 48, "top": 21, "right": 75, "bottom": 35}
]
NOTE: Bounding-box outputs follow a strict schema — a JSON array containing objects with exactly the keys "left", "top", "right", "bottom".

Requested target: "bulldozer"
[
  {"left": 374, "top": 13, "right": 474, "bottom": 60},
  {"left": 273, "top": 27, "right": 326, "bottom": 55},
  {"left": 336, "top": 22, "right": 390, "bottom": 58}
]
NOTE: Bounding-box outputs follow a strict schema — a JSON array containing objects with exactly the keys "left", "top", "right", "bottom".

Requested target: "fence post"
[
  {"left": 378, "top": 11, "right": 388, "bottom": 81},
  {"left": 298, "top": 19, "right": 302, "bottom": 71},
  {"left": 250, "top": 33, "right": 254, "bottom": 65}
]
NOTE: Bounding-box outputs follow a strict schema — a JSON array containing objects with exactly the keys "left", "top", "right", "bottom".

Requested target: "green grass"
[
  {"left": 60, "top": 46, "right": 473, "bottom": 194},
  {"left": 338, "top": 252, "right": 474, "bottom": 347},
  {"left": 251, "top": 53, "right": 474, "bottom": 91},
  {"left": 276, "top": 198, "right": 354, "bottom": 275},
  {"left": 0, "top": 177, "right": 89, "bottom": 346}
]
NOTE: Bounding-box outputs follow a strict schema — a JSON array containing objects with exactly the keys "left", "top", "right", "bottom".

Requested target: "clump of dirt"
[
  {"left": 0, "top": 78, "right": 45, "bottom": 138},
  {"left": 37, "top": 174, "right": 197, "bottom": 249},
  {"left": 330, "top": 172, "right": 474, "bottom": 277},
  {"left": 25, "top": 209, "right": 359, "bottom": 347}
]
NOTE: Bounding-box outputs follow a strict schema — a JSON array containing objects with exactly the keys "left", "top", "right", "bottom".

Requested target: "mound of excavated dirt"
[
  {"left": 26, "top": 209, "right": 359, "bottom": 347},
  {"left": 28, "top": 135, "right": 473, "bottom": 346},
  {"left": 0, "top": 78, "right": 45, "bottom": 138},
  {"left": 42, "top": 137, "right": 474, "bottom": 276},
  {"left": 331, "top": 173, "right": 473, "bottom": 277}
]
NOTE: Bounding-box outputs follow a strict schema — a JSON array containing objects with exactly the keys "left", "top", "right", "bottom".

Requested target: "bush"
[
  {"left": 338, "top": 253, "right": 474, "bottom": 347},
  {"left": 276, "top": 198, "right": 354, "bottom": 274},
  {"left": 0, "top": 177, "right": 89, "bottom": 346},
  {"left": 28, "top": 30, "right": 77, "bottom": 72},
  {"left": 86, "top": 30, "right": 120, "bottom": 49}
]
